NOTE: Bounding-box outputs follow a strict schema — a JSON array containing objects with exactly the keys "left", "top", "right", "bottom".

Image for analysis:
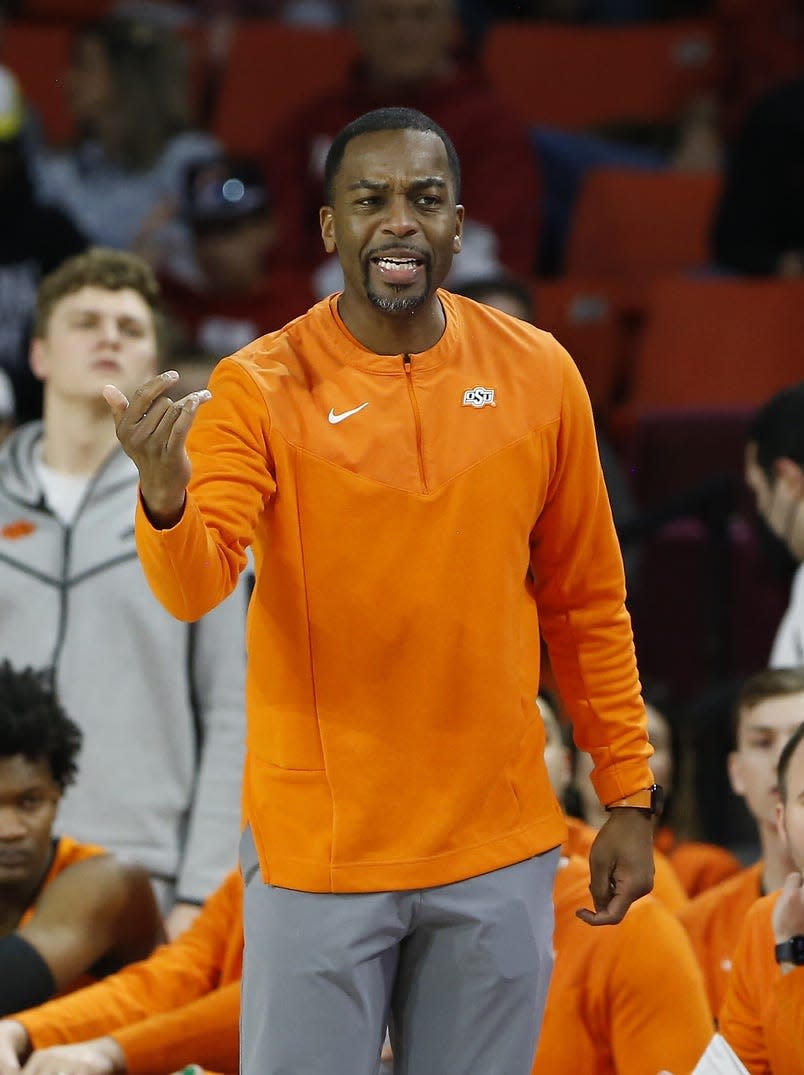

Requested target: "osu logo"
[
  {"left": 1, "top": 519, "right": 36, "bottom": 540},
  {"left": 462, "top": 386, "right": 497, "bottom": 409}
]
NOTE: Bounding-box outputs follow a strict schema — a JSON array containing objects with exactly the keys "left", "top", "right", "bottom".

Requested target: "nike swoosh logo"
[{"left": 328, "top": 402, "right": 370, "bottom": 424}]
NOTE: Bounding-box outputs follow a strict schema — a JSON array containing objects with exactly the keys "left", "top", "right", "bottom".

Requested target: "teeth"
[{"left": 377, "top": 258, "right": 418, "bottom": 268}]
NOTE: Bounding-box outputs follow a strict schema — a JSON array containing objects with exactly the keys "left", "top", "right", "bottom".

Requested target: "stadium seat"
[
  {"left": 532, "top": 277, "right": 628, "bottom": 418},
  {"left": 629, "top": 276, "right": 804, "bottom": 412},
  {"left": 482, "top": 18, "right": 716, "bottom": 131},
  {"left": 564, "top": 167, "right": 722, "bottom": 280},
  {"left": 1, "top": 21, "right": 75, "bottom": 145},
  {"left": 211, "top": 20, "right": 358, "bottom": 156}
]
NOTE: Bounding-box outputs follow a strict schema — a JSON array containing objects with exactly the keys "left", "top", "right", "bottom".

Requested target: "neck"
[
  {"left": 0, "top": 854, "right": 53, "bottom": 936},
  {"left": 39, "top": 394, "right": 119, "bottom": 475},
  {"left": 338, "top": 292, "right": 447, "bottom": 356},
  {"left": 759, "top": 818, "right": 795, "bottom": 893}
]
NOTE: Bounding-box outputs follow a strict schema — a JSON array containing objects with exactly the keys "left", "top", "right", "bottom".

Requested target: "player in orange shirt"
[
  {"left": 104, "top": 107, "right": 657, "bottom": 1075},
  {"left": 678, "top": 667, "right": 804, "bottom": 1019},
  {"left": 0, "top": 870, "right": 241, "bottom": 1075},
  {"left": 720, "top": 717, "right": 804, "bottom": 1073},
  {"left": 0, "top": 661, "right": 162, "bottom": 1018}
]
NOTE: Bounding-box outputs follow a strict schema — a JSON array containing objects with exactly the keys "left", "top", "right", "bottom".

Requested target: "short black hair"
[
  {"left": 0, "top": 661, "right": 82, "bottom": 790},
  {"left": 748, "top": 381, "right": 804, "bottom": 479},
  {"left": 778, "top": 719, "right": 804, "bottom": 803},
  {"left": 323, "top": 107, "right": 461, "bottom": 205}
]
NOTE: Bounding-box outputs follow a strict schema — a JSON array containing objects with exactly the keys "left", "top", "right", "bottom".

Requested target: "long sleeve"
[
  {"left": 135, "top": 361, "right": 276, "bottom": 623},
  {"left": 18, "top": 872, "right": 242, "bottom": 1049},
  {"left": 530, "top": 348, "right": 652, "bottom": 806},
  {"left": 176, "top": 582, "right": 248, "bottom": 903},
  {"left": 114, "top": 980, "right": 240, "bottom": 1075}
]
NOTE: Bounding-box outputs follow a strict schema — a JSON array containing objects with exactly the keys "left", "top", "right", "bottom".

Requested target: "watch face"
[{"left": 791, "top": 936, "right": 804, "bottom": 964}]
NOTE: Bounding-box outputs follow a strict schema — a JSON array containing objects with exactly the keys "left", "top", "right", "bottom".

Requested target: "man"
[
  {"left": 264, "top": 0, "right": 541, "bottom": 292},
  {"left": 0, "top": 65, "right": 86, "bottom": 423},
  {"left": 678, "top": 667, "right": 804, "bottom": 1018},
  {"left": 159, "top": 154, "right": 315, "bottom": 361},
  {"left": 720, "top": 719, "right": 804, "bottom": 1073},
  {"left": 104, "top": 108, "right": 656, "bottom": 1075},
  {"left": 745, "top": 382, "right": 804, "bottom": 665},
  {"left": 0, "top": 869, "right": 241, "bottom": 1075},
  {"left": 0, "top": 248, "right": 246, "bottom": 939},
  {"left": 0, "top": 659, "right": 162, "bottom": 1018}
]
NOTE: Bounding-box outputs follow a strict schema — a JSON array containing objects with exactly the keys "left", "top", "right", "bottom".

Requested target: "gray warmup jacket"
[{"left": 0, "top": 422, "right": 247, "bottom": 904}]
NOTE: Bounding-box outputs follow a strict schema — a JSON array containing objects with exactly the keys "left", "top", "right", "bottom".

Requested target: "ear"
[
  {"left": 775, "top": 457, "right": 804, "bottom": 495},
  {"left": 776, "top": 800, "right": 789, "bottom": 849},
  {"left": 29, "top": 338, "right": 48, "bottom": 383},
  {"left": 452, "top": 204, "right": 465, "bottom": 254},
  {"left": 727, "top": 750, "right": 745, "bottom": 797},
  {"left": 320, "top": 206, "right": 336, "bottom": 255}
]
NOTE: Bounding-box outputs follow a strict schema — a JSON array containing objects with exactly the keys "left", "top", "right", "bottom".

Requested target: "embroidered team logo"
[
  {"left": 1, "top": 519, "right": 35, "bottom": 540},
  {"left": 462, "top": 386, "right": 497, "bottom": 409}
]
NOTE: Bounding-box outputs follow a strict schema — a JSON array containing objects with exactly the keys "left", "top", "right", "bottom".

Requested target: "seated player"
[{"left": 0, "top": 661, "right": 163, "bottom": 1017}]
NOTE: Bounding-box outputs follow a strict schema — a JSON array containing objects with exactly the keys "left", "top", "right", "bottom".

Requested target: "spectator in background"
[
  {"left": 0, "top": 660, "right": 163, "bottom": 1018},
  {"left": 32, "top": 15, "right": 219, "bottom": 275},
  {"left": 678, "top": 668, "right": 804, "bottom": 1019},
  {"left": 159, "top": 155, "right": 315, "bottom": 362},
  {"left": 265, "top": 0, "right": 541, "bottom": 296},
  {"left": 720, "top": 718, "right": 804, "bottom": 1072},
  {"left": 712, "top": 75, "right": 804, "bottom": 276},
  {"left": 0, "top": 248, "right": 246, "bottom": 941},
  {"left": 0, "top": 67, "right": 86, "bottom": 425},
  {"left": 745, "top": 383, "right": 804, "bottom": 666}
]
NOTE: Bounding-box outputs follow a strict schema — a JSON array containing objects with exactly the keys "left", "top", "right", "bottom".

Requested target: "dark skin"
[
  {"left": 103, "top": 126, "right": 654, "bottom": 927},
  {"left": 0, "top": 756, "right": 164, "bottom": 1004}
]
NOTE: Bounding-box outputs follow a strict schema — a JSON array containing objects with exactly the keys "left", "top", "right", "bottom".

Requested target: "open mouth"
[{"left": 369, "top": 252, "right": 427, "bottom": 287}]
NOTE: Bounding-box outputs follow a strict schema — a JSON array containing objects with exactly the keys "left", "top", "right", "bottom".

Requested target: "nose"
[
  {"left": 0, "top": 806, "right": 27, "bottom": 841},
  {"left": 382, "top": 194, "right": 417, "bottom": 237},
  {"left": 98, "top": 317, "right": 122, "bottom": 346}
]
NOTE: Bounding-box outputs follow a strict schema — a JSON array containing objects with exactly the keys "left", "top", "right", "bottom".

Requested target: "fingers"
[
  {"left": 575, "top": 889, "right": 632, "bottom": 927},
  {"left": 104, "top": 371, "right": 180, "bottom": 431}
]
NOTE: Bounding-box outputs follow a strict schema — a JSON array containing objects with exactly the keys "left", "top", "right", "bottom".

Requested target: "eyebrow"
[{"left": 346, "top": 177, "right": 449, "bottom": 192}]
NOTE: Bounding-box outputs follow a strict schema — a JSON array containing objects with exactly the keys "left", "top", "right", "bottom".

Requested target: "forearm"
[{"left": 112, "top": 982, "right": 240, "bottom": 1075}]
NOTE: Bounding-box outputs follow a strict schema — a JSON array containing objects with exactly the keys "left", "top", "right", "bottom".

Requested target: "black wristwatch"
[
  {"left": 774, "top": 936, "right": 804, "bottom": 965},
  {"left": 604, "top": 784, "right": 664, "bottom": 819}
]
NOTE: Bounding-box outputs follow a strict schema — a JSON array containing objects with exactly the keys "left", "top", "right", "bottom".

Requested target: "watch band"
[
  {"left": 605, "top": 784, "right": 664, "bottom": 817},
  {"left": 775, "top": 936, "right": 804, "bottom": 965}
]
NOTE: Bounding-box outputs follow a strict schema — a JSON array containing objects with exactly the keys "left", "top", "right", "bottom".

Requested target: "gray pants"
[{"left": 240, "top": 828, "right": 558, "bottom": 1075}]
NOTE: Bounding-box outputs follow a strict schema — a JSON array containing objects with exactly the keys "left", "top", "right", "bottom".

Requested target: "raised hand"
[{"left": 102, "top": 372, "right": 210, "bottom": 529}]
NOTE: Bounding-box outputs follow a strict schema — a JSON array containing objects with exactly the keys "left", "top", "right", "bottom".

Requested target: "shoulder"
[{"left": 678, "top": 863, "right": 762, "bottom": 930}]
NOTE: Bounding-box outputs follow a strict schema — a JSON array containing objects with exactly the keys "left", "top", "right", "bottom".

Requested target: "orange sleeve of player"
[
  {"left": 18, "top": 872, "right": 242, "bottom": 1049},
  {"left": 113, "top": 980, "right": 240, "bottom": 1074},
  {"left": 764, "top": 970, "right": 804, "bottom": 1075}
]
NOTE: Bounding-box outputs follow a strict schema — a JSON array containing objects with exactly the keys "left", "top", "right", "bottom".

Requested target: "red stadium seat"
[
  {"left": 211, "top": 20, "right": 358, "bottom": 157},
  {"left": 482, "top": 18, "right": 716, "bottom": 131},
  {"left": 564, "top": 167, "right": 722, "bottom": 280},
  {"left": 1, "top": 21, "right": 75, "bottom": 145}
]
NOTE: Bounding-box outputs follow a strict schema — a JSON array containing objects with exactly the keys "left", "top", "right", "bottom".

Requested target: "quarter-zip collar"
[{"left": 326, "top": 290, "right": 460, "bottom": 375}]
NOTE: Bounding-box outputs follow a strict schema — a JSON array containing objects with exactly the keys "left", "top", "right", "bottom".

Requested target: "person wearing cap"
[
  {"left": 0, "top": 65, "right": 86, "bottom": 423},
  {"left": 158, "top": 155, "right": 315, "bottom": 365}
]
